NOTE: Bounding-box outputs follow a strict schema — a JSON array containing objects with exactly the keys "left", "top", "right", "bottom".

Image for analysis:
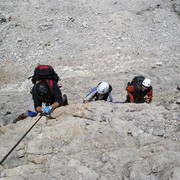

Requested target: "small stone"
[
  {"left": 0, "top": 127, "right": 5, "bottom": 134},
  {"left": 173, "top": 3, "right": 180, "bottom": 15},
  {"left": 176, "top": 99, "right": 180, "bottom": 105},
  {"left": 5, "top": 111, "right": 11, "bottom": 115},
  {"left": 156, "top": 62, "right": 163, "bottom": 66},
  {"left": 17, "top": 38, "right": 23, "bottom": 42},
  {"left": 176, "top": 86, "right": 180, "bottom": 91},
  {"left": 82, "top": 21, "right": 88, "bottom": 28}
]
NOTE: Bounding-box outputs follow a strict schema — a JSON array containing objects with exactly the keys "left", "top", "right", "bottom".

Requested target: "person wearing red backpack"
[{"left": 13, "top": 65, "right": 68, "bottom": 123}]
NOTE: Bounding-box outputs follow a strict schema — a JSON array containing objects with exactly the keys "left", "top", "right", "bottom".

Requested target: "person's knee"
[{"left": 62, "top": 94, "right": 68, "bottom": 106}]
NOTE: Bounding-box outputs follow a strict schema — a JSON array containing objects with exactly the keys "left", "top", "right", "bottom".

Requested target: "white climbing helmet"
[
  {"left": 97, "top": 82, "right": 109, "bottom": 94},
  {"left": 142, "top": 78, "right": 151, "bottom": 87}
]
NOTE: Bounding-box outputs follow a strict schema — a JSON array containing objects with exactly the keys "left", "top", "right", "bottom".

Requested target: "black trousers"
[{"left": 125, "top": 95, "right": 145, "bottom": 103}]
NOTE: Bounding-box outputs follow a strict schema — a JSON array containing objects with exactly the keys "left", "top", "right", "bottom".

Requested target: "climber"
[
  {"left": 13, "top": 65, "right": 68, "bottom": 123},
  {"left": 125, "top": 77, "right": 153, "bottom": 103},
  {"left": 83, "top": 82, "right": 113, "bottom": 103}
]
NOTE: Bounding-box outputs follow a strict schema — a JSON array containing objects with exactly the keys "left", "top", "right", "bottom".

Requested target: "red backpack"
[{"left": 29, "top": 65, "right": 60, "bottom": 85}]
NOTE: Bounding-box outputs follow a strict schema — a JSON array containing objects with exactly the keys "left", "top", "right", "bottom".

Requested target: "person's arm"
[
  {"left": 126, "top": 85, "right": 135, "bottom": 102},
  {"left": 36, "top": 106, "right": 42, "bottom": 113},
  {"left": 32, "top": 86, "right": 43, "bottom": 113},
  {"left": 83, "top": 87, "right": 97, "bottom": 103},
  {"left": 50, "top": 102, "right": 60, "bottom": 110},
  {"left": 39, "top": 102, "right": 60, "bottom": 114},
  {"left": 107, "top": 93, "right": 113, "bottom": 102},
  {"left": 146, "top": 87, "right": 153, "bottom": 103}
]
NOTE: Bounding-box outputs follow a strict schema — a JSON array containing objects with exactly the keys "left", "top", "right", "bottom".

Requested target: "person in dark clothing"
[
  {"left": 33, "top": 80, "right": 63, "bottom": 113},
  {"left": 13, "top": 80, "right": 68, "bottom": 123},
  {"left": 126, "top": 78, "right": 153, "bottom": 103}
]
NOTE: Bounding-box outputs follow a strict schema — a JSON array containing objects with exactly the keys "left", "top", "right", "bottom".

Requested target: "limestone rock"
[{"left": 0, "top": 0, "right": 180, "bottom": 179}]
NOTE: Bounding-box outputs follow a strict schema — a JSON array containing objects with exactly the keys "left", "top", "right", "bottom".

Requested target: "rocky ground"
[{"left": 0, "top": 0, "right": 180, "bottom": 179}]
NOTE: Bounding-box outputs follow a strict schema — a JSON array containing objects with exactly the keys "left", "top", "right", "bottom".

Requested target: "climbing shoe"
[
  {"left": 12, "top": 114, "right": 25, "bottom": 123},
  {"left": 62, "top": 94, "right": 68, "bottom": 106}
]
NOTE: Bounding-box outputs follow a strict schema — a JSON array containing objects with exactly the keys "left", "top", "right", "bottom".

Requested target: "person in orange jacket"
[{"left": 126, "top": 78, "right": 153, "bottom": 103}]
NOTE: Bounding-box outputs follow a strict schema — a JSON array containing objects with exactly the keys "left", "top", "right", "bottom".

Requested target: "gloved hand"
[{"left": 41, "top": 106, "right": 52, "bottom": 114}]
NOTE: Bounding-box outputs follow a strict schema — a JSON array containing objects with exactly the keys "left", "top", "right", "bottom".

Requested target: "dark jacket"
[{"left": 32, "top": 81, "right": 62, "bottom": 109}]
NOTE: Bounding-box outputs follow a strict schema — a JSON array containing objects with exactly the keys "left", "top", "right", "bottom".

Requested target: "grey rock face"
[
  {"left": 0, "top": 0, "right": 180, "bottom": 179},
  {"left": 173, "top": 2, "right": 180, "bottom": 15},
  {"left": 0, "top": 103, "right": 180, "bottom": 179}
]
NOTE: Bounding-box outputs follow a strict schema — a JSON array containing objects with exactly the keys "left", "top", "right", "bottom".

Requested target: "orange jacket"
[{"left": 126, "top": 85, "right": 153, "bottom": 102}]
